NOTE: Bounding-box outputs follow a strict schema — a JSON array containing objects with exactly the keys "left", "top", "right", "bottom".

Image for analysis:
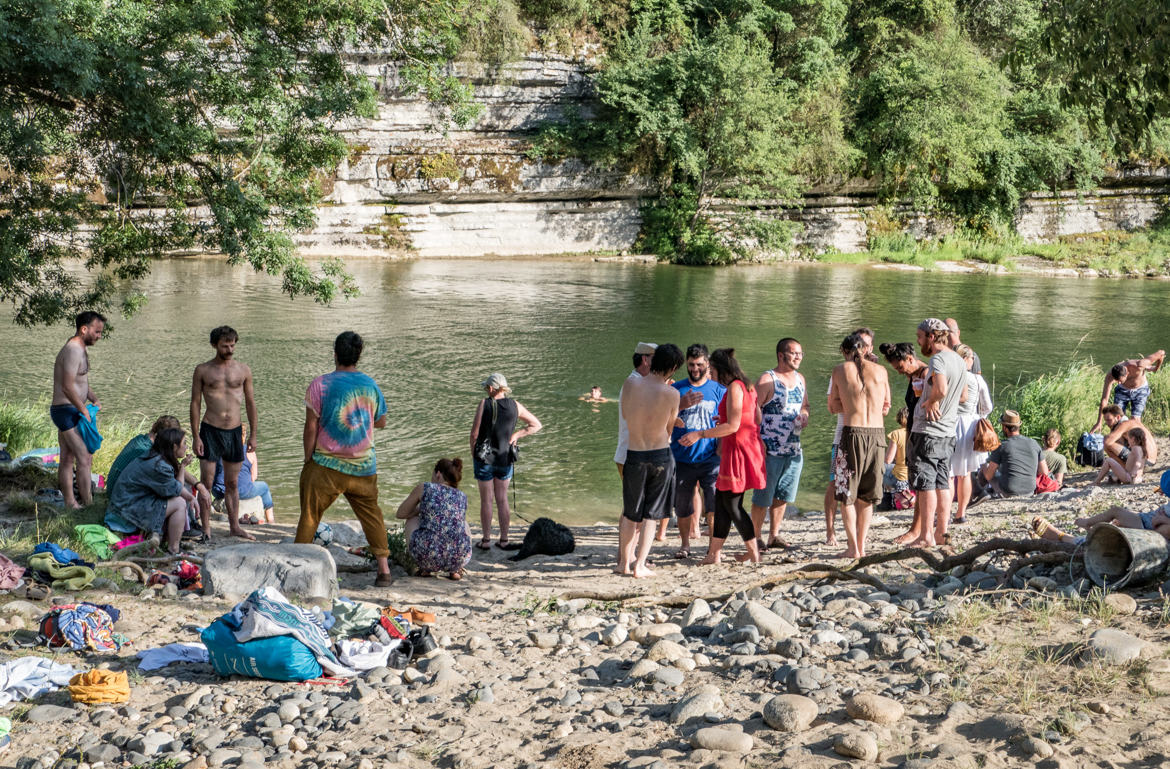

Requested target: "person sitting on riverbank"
[
  {"left": 1033, "top": 470, "right": 1170, "bottom": 543},
  {"left": 107, "top": 428, "right": 197, "bottom": 554},
  {"left": 1095, "top": 427, "right": 1151, "bottom": 486},
  {"left": 1041, "top": 429, "right": 1068, "bottom": 489},
  {"left": 1101, "top": 404, "right": 1159, "bottom": 465},
  {"left": 881, "top": 408, "right": 913, "bottom": 511},
  {"left": 395, "top": 457, "right": 472, "bottom": 580},
  {"left": 212, "top": 428, "right": 274, "bottom": 524},
  {"left": 969, "top": 410, "right": 1049, "bottom": 504},
  {"left": 1093, "top": 350, "right": 1164, "bottom": 429},
  {"left": 105, "top": 416, "right": 210, "bottom": 538}
]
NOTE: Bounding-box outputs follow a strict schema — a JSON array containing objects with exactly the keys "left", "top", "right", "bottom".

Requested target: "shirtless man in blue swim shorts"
[
  {"left": 1094, "top": 349, "right": 1164, "bottom": 430},
  {"left": 51, "top": 311, "right": 105, "bottom": 509}
]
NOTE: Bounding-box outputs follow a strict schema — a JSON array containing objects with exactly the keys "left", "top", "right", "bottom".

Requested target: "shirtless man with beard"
[
  {"left": 191, "top": 326, "right": 258, "bottom": 540},
  {"left": 51, "top": 311, "right": 105, "bottom": 509}
]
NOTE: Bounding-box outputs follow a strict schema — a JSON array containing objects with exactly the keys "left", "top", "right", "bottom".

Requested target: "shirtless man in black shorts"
[{"left": 191, "top": 326, "right": 258, "bottom": 540}]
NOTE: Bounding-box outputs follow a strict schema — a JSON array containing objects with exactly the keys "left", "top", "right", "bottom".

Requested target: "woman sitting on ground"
[
  {"left": 396, "top": 457, "right": 472, "bottom": 579},
  {"left": 213, "top": 429, "right": 275, "bottom": 524},
  {"left": 1033, "top": 471, "right": 1170, "bottom": 543},
  {"left": 1094, "top": 427, "right": 1150, "bottom": 485},
  {"left": 107, "top": 427, "right": 195, "bottom": 554}
]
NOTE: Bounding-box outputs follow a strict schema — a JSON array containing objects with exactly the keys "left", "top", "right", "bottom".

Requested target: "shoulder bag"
[{"left": 972, "top": 418, "right": 1000, "bottom": 452}]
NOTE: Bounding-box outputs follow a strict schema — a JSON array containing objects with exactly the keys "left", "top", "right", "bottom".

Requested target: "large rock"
[
  {"left": 833, "top": 731, "right": 879, "bottom": 762},
  {"left": 670, "top": 686, "right": 724, "bottom": 724},
  {"left": 733, "top": 601, "right": 798, "bottom": 640},
  {"left": 846, "top": 693, "right": 904, "bottom": 725},
  {"left": 763, "top": 694, "right": 819, "bottom": 732},
  {"left": 690, "top": 727, "right": 752, "bottom": 754},
  {"left": 1083, "top": 628, "right": 1155, "bottom": 665},
  {"left": 201, "top": 543, "right": 338, "bottom": 598},
  {"left": 324, "top": 521, "right": 372, "bottom": 548}
]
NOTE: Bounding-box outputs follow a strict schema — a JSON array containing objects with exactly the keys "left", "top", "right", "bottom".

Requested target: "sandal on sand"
[
  {"left": 475, "top": 540, "right": 491, "bottom": 551},
  {"left": 767, "top": 537, "right": 791, "bottom": 550},
  {"left": 952, "top": 517, "right": 967, "bottom": 525},
  {"left": 674, "top": 548, "right": 690, "bottom": 559},
  {"left": 496, "top": 541, "right": 522, "bottom": 551},
  {"left": 1030, "top": 516, "right": 1070, "bottom": 541},
  {"left": 18, "top": 583, "right": 50, "bottom": 601}
]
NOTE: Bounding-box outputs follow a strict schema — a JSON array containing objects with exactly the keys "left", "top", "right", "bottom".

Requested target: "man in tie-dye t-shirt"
[{"left": 295, "top": 331, "right": 394, "bottom": 587}]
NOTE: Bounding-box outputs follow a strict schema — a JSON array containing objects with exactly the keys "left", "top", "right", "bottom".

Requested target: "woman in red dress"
[{"left": 680, "top": 348, "right": 766, "bottom": 564}]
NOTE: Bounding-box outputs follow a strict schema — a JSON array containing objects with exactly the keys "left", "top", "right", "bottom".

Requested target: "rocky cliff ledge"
[{"left": 296, "top": 53, "right": 1170, "bottom": 259}]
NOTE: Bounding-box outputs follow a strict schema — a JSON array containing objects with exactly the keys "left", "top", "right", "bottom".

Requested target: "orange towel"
[{"left": 69, "top": 669, "right": 130, "bottom": 704}]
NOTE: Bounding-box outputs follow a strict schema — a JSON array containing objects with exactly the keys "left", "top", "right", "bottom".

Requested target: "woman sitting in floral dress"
[{"left": 395, "top": 457, "right": 472, "bottom": 579}]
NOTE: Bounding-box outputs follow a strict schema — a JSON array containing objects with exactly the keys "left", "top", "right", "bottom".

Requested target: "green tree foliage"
[
  {"left": 1043, "top": 0, "right": 1170, "bottom": 148},
  {"left": 0, "top": 0, "right": 485, "bottom": 326},
  {"left": 527, "top": 0, "right": 1136, "bottom": 260}
]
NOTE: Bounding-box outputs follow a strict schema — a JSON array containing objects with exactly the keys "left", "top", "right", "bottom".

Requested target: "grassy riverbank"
[
  {"left": 818, "top": 214, "right": 1170, "bottom": 275},
  {"left": 999, "top": 362, "right": 1170, "bottom": 458},
  {"left": 0, "top": 400, "right": 145, "bottom": 477}
]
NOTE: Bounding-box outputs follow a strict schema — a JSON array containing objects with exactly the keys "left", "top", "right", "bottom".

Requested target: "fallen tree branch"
[
  {"left": 102, "top": 561, "right": 147, "bottom": 584},
  {"left": 1001, "top": 552, "right": 1077, "bottom": 586},
  {"left": 558, "top": 538, "right": 1077, "bottom": 608}
]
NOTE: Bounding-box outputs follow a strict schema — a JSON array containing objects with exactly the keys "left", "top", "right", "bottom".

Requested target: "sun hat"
[
  {"left": 481, "top": 373, "right": 511, "bottom": 393},
  {"left": 999, "top": 410, "right": 1021, "bottom": 428},
  {"left": 634, "top": 342, "right": 658, "bottom": 355}
]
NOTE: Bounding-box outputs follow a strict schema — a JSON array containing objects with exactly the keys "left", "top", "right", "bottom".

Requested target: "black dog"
[{"left": 509, "top": 517, "right": 575, "bottom": 561}]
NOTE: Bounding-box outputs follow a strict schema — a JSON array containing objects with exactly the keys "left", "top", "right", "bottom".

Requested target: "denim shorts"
[
  {"left": 751, "top": 452, "right": 804, "bottom": 507},
  {"left": 473, "top": 458, "right": 514, "bottom": 482}
]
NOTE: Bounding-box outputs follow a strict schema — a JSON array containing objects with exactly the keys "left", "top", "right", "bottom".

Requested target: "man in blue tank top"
[{"left": 669, "top": 344, "right": 725, "bottom": 559}]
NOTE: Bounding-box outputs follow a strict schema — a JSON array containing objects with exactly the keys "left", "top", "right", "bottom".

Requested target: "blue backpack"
[
  {"left": 201, "top": 619, "right": 322, "bottom": 681},
  {"left": 1076, "top": 433, "right": 1105, "bottom": 467}
]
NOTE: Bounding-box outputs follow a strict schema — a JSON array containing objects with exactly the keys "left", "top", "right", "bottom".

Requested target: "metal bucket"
[{"left": 1084, "top": 523, "right": 1170, "bottom": 588}]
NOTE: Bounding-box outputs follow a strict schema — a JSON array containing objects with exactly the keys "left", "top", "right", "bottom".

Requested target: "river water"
[{"left": 2, "top": 258, "right": 1167, "bottom": 524}]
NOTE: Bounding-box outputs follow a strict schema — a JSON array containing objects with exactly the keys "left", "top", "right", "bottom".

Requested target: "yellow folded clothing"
[{"left": 68, "top": 669, "right": 130, "bottom": 704}]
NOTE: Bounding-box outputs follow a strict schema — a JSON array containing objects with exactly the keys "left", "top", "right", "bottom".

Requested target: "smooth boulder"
[
  {"left": 201, "top": 543, "right": 338, "bottom": 598},
  {"left": 846, "top": 693, "right": 904, "bottom": 725},
  {"left": 763, "top": 694, "right": 819, "bottom": 732},
  {"left": 733, "top": 601, "right": 798, "bottom": 640}
]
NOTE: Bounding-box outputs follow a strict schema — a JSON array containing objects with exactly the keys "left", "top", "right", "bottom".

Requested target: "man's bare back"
[
  {"left": 622, "top": 374, "right": 680, "bottom": 452},
  {"left": 830, "top": 359, "right": 889, "bottom": 428}
]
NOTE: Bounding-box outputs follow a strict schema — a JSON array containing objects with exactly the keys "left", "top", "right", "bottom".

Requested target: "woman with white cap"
[{"left": 470, "top": 373, "right": 542, "bottom": 550}]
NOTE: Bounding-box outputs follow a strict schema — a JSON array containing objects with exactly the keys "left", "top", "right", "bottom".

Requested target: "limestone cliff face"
[{"left": 296, "top": 53, "right": 1170, "bottom": 258}]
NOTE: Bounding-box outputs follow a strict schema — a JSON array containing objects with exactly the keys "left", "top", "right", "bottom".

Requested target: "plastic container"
[{"left": 1084, "top": 523, "right": 1170, "bottom": 588}]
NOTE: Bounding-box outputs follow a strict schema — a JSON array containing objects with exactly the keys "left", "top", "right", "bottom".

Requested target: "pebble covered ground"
[{"left": 3, "top": 453, "right": 1170, "bottom": 769}]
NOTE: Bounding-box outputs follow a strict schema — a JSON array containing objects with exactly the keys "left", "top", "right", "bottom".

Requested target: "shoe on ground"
[{"left": 374, "top": 572, "right": 394, "bottom": 588}]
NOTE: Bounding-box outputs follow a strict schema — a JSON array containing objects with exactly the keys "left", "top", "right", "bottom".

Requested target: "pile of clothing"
[
  {"left": 200, "top": 588, "right": 437, "bottom": 682},
  {"left": 36, "top": 602, "right": 126, "bottom": 653},
  {"left": 27, "top": 543, "right": 95, "bottom": 591}
]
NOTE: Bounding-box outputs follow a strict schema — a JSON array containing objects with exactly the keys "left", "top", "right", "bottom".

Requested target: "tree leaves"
[{"left": 0, "top": 0, "right": 480, "bottom": 326}]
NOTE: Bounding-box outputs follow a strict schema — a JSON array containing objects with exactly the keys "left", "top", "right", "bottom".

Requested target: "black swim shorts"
[
  {"left": 198, "top": 423, "right": 245, "bottom": 463},
  {"left": 49, "top": 404, "right": 83, "bottom": 432},
  {"left": 622, "top": 448, "right": 675, "bottom": 523}
]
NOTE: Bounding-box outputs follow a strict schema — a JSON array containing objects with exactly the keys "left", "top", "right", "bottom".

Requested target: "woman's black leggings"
[{"left": 713, "top": 490, "right": 756, "bottom": 542}]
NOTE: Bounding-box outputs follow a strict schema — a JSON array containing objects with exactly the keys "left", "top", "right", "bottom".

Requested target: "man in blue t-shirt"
[{"left": 669, "top": 344, "right": 726, "bottom": 558}]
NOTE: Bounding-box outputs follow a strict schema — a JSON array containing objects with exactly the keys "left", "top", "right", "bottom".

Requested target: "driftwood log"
[{"left": 558, "top": 537, "right": 1080, "bottom": 607}]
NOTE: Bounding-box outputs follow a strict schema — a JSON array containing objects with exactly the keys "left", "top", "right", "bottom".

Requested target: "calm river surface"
[{"left": 2, "top": 258, "right": 1168, "bottom": 524}]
